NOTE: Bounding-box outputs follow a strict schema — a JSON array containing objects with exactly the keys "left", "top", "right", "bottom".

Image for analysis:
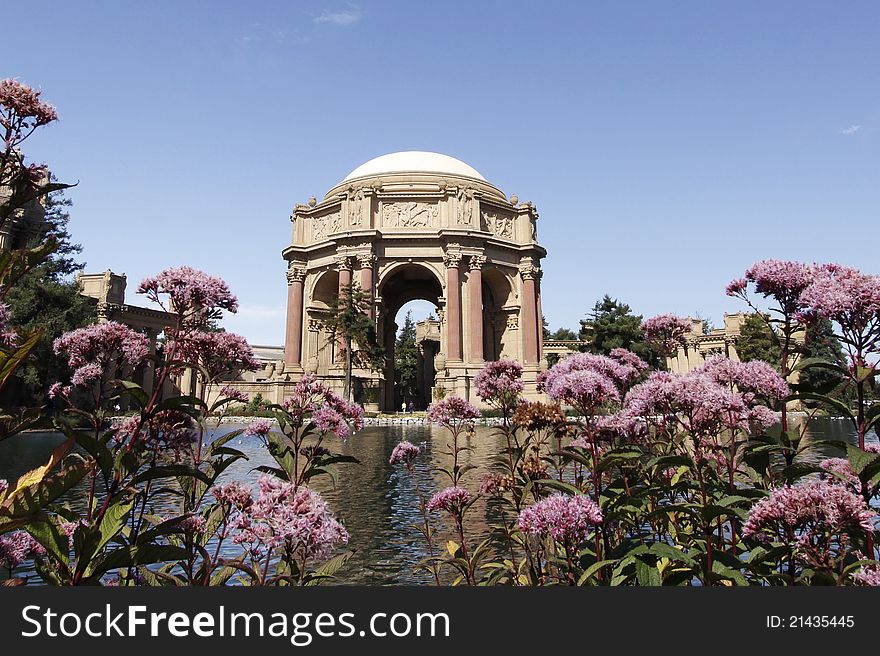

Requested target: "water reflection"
[{"left": 0, "top": 418, "right": 876, "bottom": 585}]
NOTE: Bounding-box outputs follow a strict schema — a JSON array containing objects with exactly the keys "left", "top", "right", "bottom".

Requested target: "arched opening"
[
  {"left": 481, "top": 269, "right": 515, "bottom": 361},
  {"left": 378, "top": 264, "right": 443, "bottom": 412},
  {"left": 304, "top": 269, "right": 340, "bottom": 375}
]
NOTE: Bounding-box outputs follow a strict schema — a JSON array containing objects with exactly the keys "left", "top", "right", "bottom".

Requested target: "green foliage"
[
  {"left": 324, "top": 281, "right": 384, "bottom": 400},
  {"left": 799, "top": 317, "right": 846, "bottom": 396},
  {"left": 394, "top": 311, "right": 419, "bottom": 405},
  {"left": 578, "top": 295, "right": 659, "bottom": 366},
  {"left": 736, "top": 313, "right": 781, "bottom": 367}
]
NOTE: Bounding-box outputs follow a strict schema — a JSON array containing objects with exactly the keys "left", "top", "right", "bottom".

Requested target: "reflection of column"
[
  {"left": 284, "top": 265, "right": 306, "bottom": 369},
  {"left": 444, "top": 252, "right": 463, "bottom": 361},
  {"left": 142, "top": 329, "right": 157, "bottom": 397},
  {"left": 357, "top": 253, "right": 376, "bottom": 318},
  {"left": 468, "top": 254, "right": 486, "bottom": 362},
  {"left": 520, "top": 264, "right": 541, "bottom": 364}
]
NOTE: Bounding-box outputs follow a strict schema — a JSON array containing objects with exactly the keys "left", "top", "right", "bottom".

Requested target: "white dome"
[{"left": 342, "top": 151, "right": 487, "bottom": 182}]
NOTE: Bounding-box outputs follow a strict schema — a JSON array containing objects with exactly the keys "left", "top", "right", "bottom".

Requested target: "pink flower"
[
  {"left": 167, "top": 331, "right": 259, "bottom": 381},
  {"left": 0, "top": 530, "right": 46, "bottom": 570},
  {"left": 696, "top": 355, "right": 790, "bottom": 401},
  {"left": 545, "top": 368, "right": 620, "bottom": 413},
  {"left": 730, "top": 260, "right": 820, "bottom": 315},
  {"left": 389, "top": 441, "right": 421, "bottom": 469},
  {"left": 743, "top": 480, "right": 876, "bottom": 569},
  {"left": 518, "top": 494, "right": 603, "bottom": 545},
  {"left": 228, "top": 476, "right": 348, "bottom": 561},
  {"left": 854, "top": 562, "right": 880, "bottom": 586},
  {"left": 281, "top": 374, "right": 365, "bottom": 434},
  {"left": 53, "top": 322, "right": 150, "bottom": 387},
  {"left": 609, "top": 348, "right": 649, "bottom": 372},
  {"left": 0, "top": 303, "right": 17, "bottom": 348},
  {"left": 0, "top": 79, "right": 58, "bottom": 133},
  {"left": 0, "top": 479, "right": 7, "bottom": 497},
  {"left": 179, "top": 515, "right": 207, "bottom": 535},
  {"left": 641, "top": 314, "right": 692, "bottom": 357},
  {"left": 427, "top": 486, "right": 471, "bottom": 515},
  {"left": 426, "top": 396, "right": 481, "bottom": 428},
  {"left": 47, "top": 382, "right": 71, "bottom": 400},
  {"left": 144, "top": 410, "right": 197, "bottom": 455},
  {"left": 474, "top": 359, "right": 524, "bottom": 410},
  {"left": 137, "top": 266, "right": 238, "bottom": 327},
  {"left": 220, "top": 386, "right": 249, "bottom": 404},
  {"left": 211, "top": 481, "right": 254, "bottom": 509},
  {"left": 244, "top": 419, "right": 272, "bottom": 437},
  {"left": 819, "top": 458, "right": 860, "bottom": 490}
]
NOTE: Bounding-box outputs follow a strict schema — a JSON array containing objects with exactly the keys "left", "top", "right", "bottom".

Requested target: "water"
[{"left": 0, "top": 418, "right": 873, "bottom": 585}]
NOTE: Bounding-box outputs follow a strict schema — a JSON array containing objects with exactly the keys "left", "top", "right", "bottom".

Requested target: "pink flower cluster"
[
  {"left": 0, "top": 530, "right": 46, "bottom": 570},
  {"left": 389, "top": 441, "right": 421, "bottom": 469},
  {"left": 539, "top": 351, "right": 645, "bottom": 415},
  {"left": 426, "top": 396, "right": 481, "bottom": 428},
  {"left": 137, "top": 266, "right": 238, "bottom": 326},
  {"left": 0, "top": 79, "right": 58, "bottom": 135},
  {"left": 226, "top": 476, "right": 348, "bottom": 561},
  {"left": 727, "top": 260, "right": 820, "bottom": 315},
  {"left": 179, "top": 515, "right": 207, "bottom": 535},
  {"left": 800, "top": 265, "right": 880, "bottom": 349},
  {"left": 426, "top": 486, "right": 471, "bottom": 515},
  {"left": 473, "top": 359, "right": 524, "bottom": 410},
  {"left": 819, "top": 458, "right": 860, "bottom": 490},
  {"left": 220, "top": 386, "right": 249, "bottom": 404},
  {"left": 0, "top": 303, "right": 17, "bottom": 348},
  {"left": 211, "top": 481, "right": 254, "bottom": 508},
  {"left": 853, "top": 563, "right": 880, "bottom": 586},
  {"left": 114, "top": 411, "right": 196, "bottom": 455},
  {"left": 695, "top": 355, "right": 790, "bottom": 402},
  {"left": 281, "top": 374, "right": 364, "bottom": 435},
  {"left": 53, "top": 322, "right": 150, "bottom": 388},
  {"left": 168, "top": 331, "right": 259, "bottom": 381},
  {"left": 244, "top": 419, "right": 272, "bottom": 437},
  {"left": 742, "top": 480, "right": 875, "bottom": 567},
  {"left": 641, "top": 314, "right": 692, "bottom": 356},
  {"left": 517, "top": 494, "right": 603, "bottom": 545}
]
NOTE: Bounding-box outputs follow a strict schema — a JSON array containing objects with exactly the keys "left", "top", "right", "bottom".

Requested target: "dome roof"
[{"left": 342, "top": 151, "right": 487, "bottom": 182}]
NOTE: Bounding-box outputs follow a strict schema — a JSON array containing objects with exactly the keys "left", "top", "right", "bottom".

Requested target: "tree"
[
  {"left": 799, "top": 316, "right": 846, "bottom": 397},
  {"left": 579, "top": 295, "right": 658, "bottom": 365},
  {"left": 324, "top": 281, "right": 384, "bottom": 401},
  {"left": 394, "top": 311, "right": 420, "bottom": 407},
  {"left": 549, "top": 327, "right": 578, "bottom": 341},
  {"left": 735, "top": 313, "right": 781, "bottom": 367}
]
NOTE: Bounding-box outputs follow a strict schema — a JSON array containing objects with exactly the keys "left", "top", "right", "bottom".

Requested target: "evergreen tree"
[
  {"left": 799, "top": 316, "right": 845, "bottom": 395},
  {"left": 735, "top": 313, "right": 781, "bottom": 367},
  {"left": 549, "top": 327, "right": 578, "bottom": 341},
  {"left": 5, "top": 188, "right": 94, "bottom": 405},
  {"left": 324, "top": 281, "right": 384, "bottom": 401},
  {"left": 579, "top": 295, "right": 658, "bottom": 365},
  {"left": 394, "top": 311, "right": 420, "bottom": 407}
]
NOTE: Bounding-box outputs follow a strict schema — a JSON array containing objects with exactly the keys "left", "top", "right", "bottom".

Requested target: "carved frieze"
[
  {"left": 456, "top": 188, "right": 474, "bottom": 226},
  {"left": 347, "top": 188, "right": 365, "bottom": 226},
  {"left": 482, "top": 210, "right": 514, "bottom": 238},
  {"left": 383, "top": 201, "right": 438, "bottom": 228},
  {"left": 313, "top": 210, "right": 341, "bottom": 239}
]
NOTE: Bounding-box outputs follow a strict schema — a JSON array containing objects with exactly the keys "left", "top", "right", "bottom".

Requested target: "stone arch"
[
  {"left": 377, "top": 263, "right": 444, "bottom": 411},
  {"left": 481, "top": 268, "right": 516, "bottom": 361}
]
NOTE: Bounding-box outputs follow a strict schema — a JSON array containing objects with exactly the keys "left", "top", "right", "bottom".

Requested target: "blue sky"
[{"left": 4, "top": 1, "right": 878, "bottom": 343}]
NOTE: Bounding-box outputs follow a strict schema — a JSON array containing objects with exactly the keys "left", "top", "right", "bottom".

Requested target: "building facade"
[{"left": 278, "top": 151, "right": 548, "bottom": 410}]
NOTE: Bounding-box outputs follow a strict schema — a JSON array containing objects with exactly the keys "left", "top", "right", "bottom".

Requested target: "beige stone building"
[
  {"left": 666, "top": 312, "right": 747, "bottom": 373},
  {"left": 273, "top": 151, "right": 548, "bottom": 410}
]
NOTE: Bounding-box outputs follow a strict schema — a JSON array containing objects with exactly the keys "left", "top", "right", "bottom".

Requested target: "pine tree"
[
  {"left": 735, "top": 313, "right": 781, "bottom": 367},
  {"left": 324, "top": 281, "right": 384, "bottom": 401},
  {"left": 394, "top": 311, "right": 420, "bottom": 407},
  {"left": 579, "top": 295, "right": 658, "bottom": 366}
]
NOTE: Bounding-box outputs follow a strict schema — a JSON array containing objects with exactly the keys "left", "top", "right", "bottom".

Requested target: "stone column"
[
  {"left": 536, "top": 271, "right": 544, "bottom": 362},
  {"left": 520, "top": 264, "right": 541, "bottom": 364},
  {"left": 444, "top": 252, "right": 463, "bottom": 361},
  {"left": 468, "top": 254, "right": 486, "bottom": 363},
  {"left": 284, "top": 265, "right": 306, "bottom": 369},
  {"left": 357, "top": 253, "right": 376, "bottom": 318},
  {"left": 335, "top": 255, "right": 352, "bottom": 363}
]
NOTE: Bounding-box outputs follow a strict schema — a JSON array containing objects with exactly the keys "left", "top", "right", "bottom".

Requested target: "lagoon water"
[{"left": 0, "top": 418, "right": 871, "bottom": 585}]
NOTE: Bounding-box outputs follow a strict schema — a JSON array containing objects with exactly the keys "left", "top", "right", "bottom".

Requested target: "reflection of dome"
[{"left": 342, "top": 151, "right": 487, "bottom": 183}]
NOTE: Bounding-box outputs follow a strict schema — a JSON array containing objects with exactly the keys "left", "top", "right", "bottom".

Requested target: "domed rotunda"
[{"left": 279, "top": 151, "right": 547, "bottom": 410}]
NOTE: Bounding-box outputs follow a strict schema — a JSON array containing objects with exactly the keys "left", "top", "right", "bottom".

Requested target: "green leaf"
[
  {"left": 635, "top": 559, "right": 662, "bottom": 587},
  {"left": 847, "top": 444, "right": 880, "bottom": 477},
  {"left": 788, "top": 392, "right": 854, "bottom": 421},
  {"left": 304, "top": 550, "right": 355, "bottom": 586},
  {"left": 131, "top": 464, "right": 212, "bottom": 486}
]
